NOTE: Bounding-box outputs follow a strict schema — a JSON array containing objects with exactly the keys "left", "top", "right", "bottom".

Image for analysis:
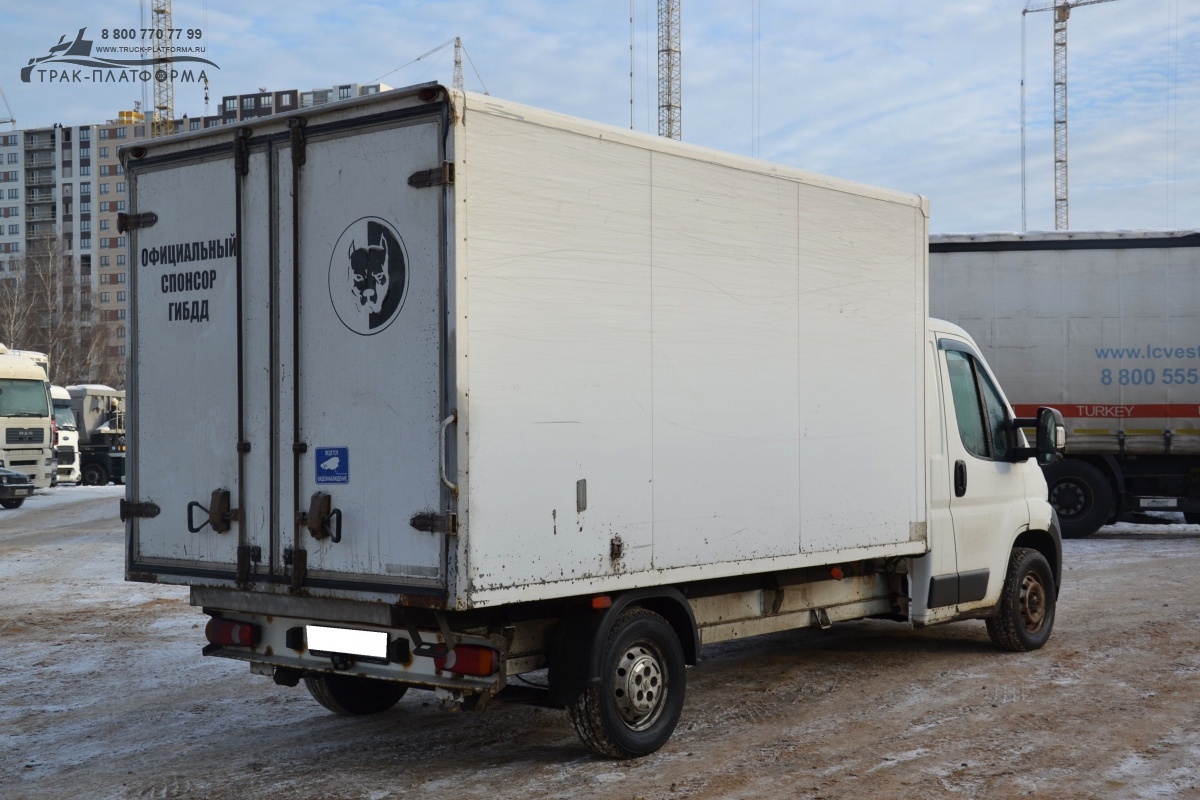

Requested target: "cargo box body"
[{"left": 126, "top": 86, "right": 929, "bottom": 608}]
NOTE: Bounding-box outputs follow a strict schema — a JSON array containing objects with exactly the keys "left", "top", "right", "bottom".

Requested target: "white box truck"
[
  {"left": 931, "top": 230, "right": 1200, "bottom": 537},
  {"left": 123, "top": 84, "right": 1064, "bottom": 757}
]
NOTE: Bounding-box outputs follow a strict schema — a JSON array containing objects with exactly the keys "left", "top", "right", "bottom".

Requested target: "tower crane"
[
  {"left": 658, "top": 0, "right": 681, "bottom": 140},
  {"left": 0, "top": 84, "right": 14, "bottom": 128},
  {"left": 1023, "top": 0, "right": 1120, "bottom": 230},
  {"left": 150, "top": 0, "right": 175, "bottom": 137}
]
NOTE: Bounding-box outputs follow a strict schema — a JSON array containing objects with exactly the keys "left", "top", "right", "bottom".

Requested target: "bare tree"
[
  {"left": 0, "top": 266, "right": 35, "bottom": 351},
  {"left": 5, "top": 237, "right": 123, "bottom": 387}
]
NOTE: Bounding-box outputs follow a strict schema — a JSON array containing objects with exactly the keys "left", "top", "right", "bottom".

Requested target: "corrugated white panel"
[
  {"left": 648, "top": 153, "right": 801, "bottom": 567},
  {"left": 462, "top": 102, "right": 927, "bottom": 596},
  {"left": 463, "top": 113, "right": 655, "bottom": 591},
  {"left": 794, "top": 191, "right": 925, "bottom": 553}
]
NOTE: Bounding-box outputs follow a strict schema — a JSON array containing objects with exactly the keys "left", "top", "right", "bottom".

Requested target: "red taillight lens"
[
  {"left": 205, "top": 618, "right": 260, "bottom": 647},
  {"left": 434, "top": 645, "right": 498, "bottom": 677}
]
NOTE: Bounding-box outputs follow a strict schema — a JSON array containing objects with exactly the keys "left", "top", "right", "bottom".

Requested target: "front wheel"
[
  {"left": 0, "top": 498, "right": 24, "bottom": 509},
  {"left": 567, "top": 608, "right": 686, "bottom": 758},
  {"left": 303, "top": 674, "right": 407, "bottom": 716},
  {"left": 81, "top": 462, "right": 109, "bottom": 486},
  {"left": 987, "top": 547, "right": 1057, "bottom": 652}
]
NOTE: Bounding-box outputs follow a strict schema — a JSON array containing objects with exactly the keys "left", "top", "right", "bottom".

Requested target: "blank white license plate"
[
  {"left": 306, "top": 625, "right": 388, "bottom": 659},
  {"left": 1140, "top": 498, "right": 1177, "bottom": 508},
  {"left": 11, "top": 489, "right": 28, "bottom": 497}
]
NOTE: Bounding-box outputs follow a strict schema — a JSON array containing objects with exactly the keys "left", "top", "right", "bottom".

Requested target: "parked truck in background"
[
  {"left": 0, "top": 345, "right": 54, "bottom": 489},
  {"left": 931, "top": 230, "right": 1200, "bottom": 537},
  {"left": 50, "top": 385, "right": 81, "bottom": 484},
  {"left": 68, "top": 384, "right": 126, "bottom": 486},
  {"left": 123, "top": 84, "right": 1065, "bottom": 757}
]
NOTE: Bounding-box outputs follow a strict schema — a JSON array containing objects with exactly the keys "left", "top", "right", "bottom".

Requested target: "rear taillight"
[
  {"left": 205, "top": 618, "right": 260, "bottom": 647},
  {"left": 434, "top": 645, "right": 498, "bottom": 677}
]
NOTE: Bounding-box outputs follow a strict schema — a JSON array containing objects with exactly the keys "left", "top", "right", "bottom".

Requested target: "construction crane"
[
  {"left": 150, "top": 0, "right": 175, "bottom": 137},
  {"left": 658, "top": 0, "right": 681, "bottom": 140},
  {"left": 0, "top": 83, "right": 14, "bottom": 128},
  {"left": 1023, "top": 0, "right": 1120, "bottom": 230}
]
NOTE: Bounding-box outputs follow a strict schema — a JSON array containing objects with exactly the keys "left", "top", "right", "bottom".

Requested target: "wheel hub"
[
  {"left": 1019, "top": 573, "right": 1047, "bottom": 633},
  {"left": 1049, "top": 481, "right": 1087, "bottom": 517},
  {"left": 612, "top": 642, "right": 666, "bottom": 730}
]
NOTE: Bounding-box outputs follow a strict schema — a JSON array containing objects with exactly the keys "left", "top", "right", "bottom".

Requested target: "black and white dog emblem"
[{"left": 329, "top": 217, "right": 408, "bottom": 335}]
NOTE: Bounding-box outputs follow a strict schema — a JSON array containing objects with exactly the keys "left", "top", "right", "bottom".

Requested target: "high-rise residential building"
[{"left": 0, "top": 81, "right": 391, "bottom": 386}]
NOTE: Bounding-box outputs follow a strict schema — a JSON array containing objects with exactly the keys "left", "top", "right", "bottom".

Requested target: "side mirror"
[{"left": 1035, "top": 406, "right": 1066, "bottom": 466}]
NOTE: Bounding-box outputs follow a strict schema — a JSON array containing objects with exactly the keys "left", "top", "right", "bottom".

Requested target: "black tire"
[
  {"left": 81, "top": 463, "right": 108, "bottom": 486},
  {"left": 987, "top": 547, "right": 1057, "bottom": 652},
  {"left": 303, "top": 674, "right": 407, "bottom": 716},
  {"left": 0, "top": 498, "right": 24, "bottom": 509},
  {"left": 1184, "top": 513, "right": 1200, "bottom": 526},
  {"left": 1043, "top": 459, "right": 1111, "bottom": 538},
  {"left": 567, "top": 608, "right": 686, "bottom": 759}
]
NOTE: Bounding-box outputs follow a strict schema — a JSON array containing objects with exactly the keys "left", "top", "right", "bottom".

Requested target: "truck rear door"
[
  {"left": 128, "top": 99, "right": 451, "bottom": 595},
  {"left": 278, "top": 111, "right": 449, "bottom": 592}
]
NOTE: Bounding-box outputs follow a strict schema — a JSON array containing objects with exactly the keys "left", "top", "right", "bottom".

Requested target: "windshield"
[
  {"left": 53, "top": 404, "right": 77, "bottom": 430},
  {"left": 0, "top": 379, "right": 50, "bottom": 417}
]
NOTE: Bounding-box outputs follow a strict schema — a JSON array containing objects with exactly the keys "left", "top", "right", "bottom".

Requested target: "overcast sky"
[{"left": 3, "top": 0, "right": 1196, "bottom": 233}]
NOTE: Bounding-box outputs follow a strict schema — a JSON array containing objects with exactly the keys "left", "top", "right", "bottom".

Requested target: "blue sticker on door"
[{"left": 316, "top": 447, "right": 349, "bottom": 484}]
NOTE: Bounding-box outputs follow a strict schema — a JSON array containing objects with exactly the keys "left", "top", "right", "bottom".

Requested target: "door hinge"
[
  {"left": 284, "top": 547, "right": 307, "bottom": 591},
  {"left": 236, "top": 545, "right": 262, "bottom": 583},
  {"left": 408, "top": 162, "right": 454, "bottom": 189},
  {"left": 288, "top": 117, "right": 307, "bottom": 167},
  {"left": 119, "top": 500, "right": 161, "bottom": 521},
  {"left": 117, "top": 211, "right": 158, "bottom": 233},
  {"left": 410, "top": 511, "right": 458, "bottom": 535},
  {"left": 233, "top": 126, "right": 252, "bottom": 176}
]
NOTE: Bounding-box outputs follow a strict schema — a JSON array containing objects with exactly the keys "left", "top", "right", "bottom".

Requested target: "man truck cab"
[{"left": 0, "top": 345, "right": 54, "bottom": 489}]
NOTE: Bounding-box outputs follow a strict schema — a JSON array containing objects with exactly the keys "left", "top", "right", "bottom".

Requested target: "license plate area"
[
  {"left": 303, "top": 625, "right": 394, "bottom": 665},
  {"left": 11, "top": 489, "right": 28, "bottom": 497}
]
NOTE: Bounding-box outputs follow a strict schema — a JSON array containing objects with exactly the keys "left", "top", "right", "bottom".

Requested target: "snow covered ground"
[{"left": 2, "top": 488, "right": 1199, "bottom": 799}]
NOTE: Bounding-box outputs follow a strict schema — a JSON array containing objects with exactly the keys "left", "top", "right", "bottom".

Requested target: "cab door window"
[{"left": 945, "top": 349, "right": 1009, "bottom": 461}]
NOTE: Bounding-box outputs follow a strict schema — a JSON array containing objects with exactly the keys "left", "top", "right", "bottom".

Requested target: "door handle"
[
  {"left": 954, "top": 460, "right": 968, "bottom": 497},
  {"left": 440, "top": 411, "right": 458, "bottom": 494}
]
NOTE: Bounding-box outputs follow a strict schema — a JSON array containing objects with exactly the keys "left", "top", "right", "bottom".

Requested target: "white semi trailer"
[
  {"left": 123, "top": 84, "right": 1065, "bottom": 757},
  {"left": 931, "top": 230, "right": 1200, "bottom": 537}
]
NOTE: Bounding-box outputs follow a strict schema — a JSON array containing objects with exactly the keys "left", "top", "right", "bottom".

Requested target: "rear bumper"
[{"left": 201, "top": 608, "right": 507, "bottom": 701}]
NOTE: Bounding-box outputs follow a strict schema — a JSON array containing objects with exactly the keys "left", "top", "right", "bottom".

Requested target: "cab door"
[{"left": 937, "top": 336, "right": 1030, "bottom": 610}]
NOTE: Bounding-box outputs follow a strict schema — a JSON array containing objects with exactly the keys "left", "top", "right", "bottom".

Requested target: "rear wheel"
[
  {"left": 1043, "top": 459, "right": 1111, "bottom": 538},
  {"left": 567, "top": 608, "right": 686, "bottom": 758},
  {"left": 987, "top": 547, "right": 1057, "bottom": 652},
  {"left": 303, "top": 674, "right": 407, "bottom": 716},
  {"left": 0, "top": 498, "right": 24, "bottom": 509},
  {"left": 81, "top": 462, "right": 109, "bottom": 486}
]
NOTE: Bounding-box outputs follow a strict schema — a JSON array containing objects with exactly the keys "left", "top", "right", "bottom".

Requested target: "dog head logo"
[
  {"left": 328, "top": 217, "right": 408, "bottom": 335},
  {"left": 348, "top": 238, "right": 389, "bottom": 315}
]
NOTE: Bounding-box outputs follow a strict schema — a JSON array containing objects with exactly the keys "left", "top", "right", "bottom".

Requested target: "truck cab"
[
  {"left": 50, "top": 385, "right": 81, "bottom": 484},
  {"left": 0, "top": 346, "right": 54, "bottom": 489},
  {"left": 915, "top": 320, "right": 1063, "bottom": 644}
]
